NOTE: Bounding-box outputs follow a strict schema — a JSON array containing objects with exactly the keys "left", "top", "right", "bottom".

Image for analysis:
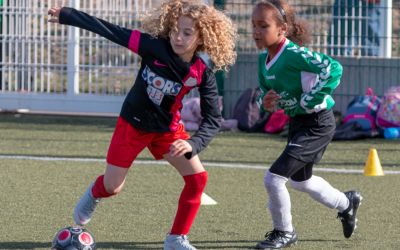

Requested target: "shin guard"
[{"left": 170, "top": 171, "right": 208, "bottom": 235}]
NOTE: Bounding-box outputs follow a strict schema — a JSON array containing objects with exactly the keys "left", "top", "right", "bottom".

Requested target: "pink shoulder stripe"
[
  {"left": 182, "top": 58, "right": 207, "bottom": 87},
  {"left": 169, "top": 58, "right": 207, "bottom": 131},
  {"left": 128, "top": 30, "right": 141, "bottom": 53}
]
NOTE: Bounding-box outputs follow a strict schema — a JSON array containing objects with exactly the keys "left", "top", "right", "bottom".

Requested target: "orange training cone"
[{"left": 364, "top": 148, "right": 384, "bottom": 176}]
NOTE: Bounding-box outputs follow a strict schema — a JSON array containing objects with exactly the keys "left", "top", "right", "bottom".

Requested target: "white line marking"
[{"left": 1, "top": 154, "right": 400, "bottom": 174}]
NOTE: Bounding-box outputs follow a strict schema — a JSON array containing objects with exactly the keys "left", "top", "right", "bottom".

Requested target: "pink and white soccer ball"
[{"left": 52, "top": 226, "right": 96, "bottom": 250}]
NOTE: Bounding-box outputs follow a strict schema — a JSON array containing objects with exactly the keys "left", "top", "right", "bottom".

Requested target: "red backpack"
[{"left": 264, "top": 109, "right": 289, "bottom": 134}]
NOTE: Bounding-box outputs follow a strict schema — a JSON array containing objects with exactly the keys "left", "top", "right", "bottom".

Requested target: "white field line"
[{"left": 1, "top": 154, "right": 400, "bottom": 174}]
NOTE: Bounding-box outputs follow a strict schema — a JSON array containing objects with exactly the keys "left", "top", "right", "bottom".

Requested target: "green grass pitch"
[{"left": 0, "top": 114, "right": 399, "bottom": 249}]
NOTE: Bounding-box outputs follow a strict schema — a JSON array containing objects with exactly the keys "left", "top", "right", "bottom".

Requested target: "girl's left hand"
[
  {"left": 169, "top": 139, "right": 192, "bottom": 157},
  {"left": 263, "top": 90, "right": 280, "bottom": 112},
  {"left": 48, "top": 7, "right": 62, "bottom": 23}
]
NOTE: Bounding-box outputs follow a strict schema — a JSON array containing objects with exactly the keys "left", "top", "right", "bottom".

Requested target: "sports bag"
[
  {"left": 333, "top": 121, "right": 380, "bottom": 140},
  {"left": 342, "top": 88, "right": 381, "bottom": 131},
  {"left": 233, "top": 87, "right": 263, "bottom": 131},
  {"left": 376, "top": 86, "right": 400, "bottom": 128}
]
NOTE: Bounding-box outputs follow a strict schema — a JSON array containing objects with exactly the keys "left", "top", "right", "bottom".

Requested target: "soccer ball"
[{"left": 52, "top": 226, "right": 96, "bottom": 250}]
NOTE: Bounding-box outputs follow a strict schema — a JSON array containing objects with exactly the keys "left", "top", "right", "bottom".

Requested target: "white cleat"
[
  {"left": 163, "top": 234, "right": 197, "bottom": 250},
  {"left": 73, "top": 183, "right": 101, "bottom": 226}
]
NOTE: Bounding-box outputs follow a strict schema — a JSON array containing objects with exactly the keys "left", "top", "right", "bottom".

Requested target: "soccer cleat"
[
  {"left": 163, "top": 234, "right": 197, "bottom": 250},
  {"left": 337, "top": 190, "right": 362, "bottom": 238},
  {"left": 255, "top": 229, "right": 297, "bottom": 249},
  {"left": 73, "top": 183, "right": 101, "bottom": 226}
]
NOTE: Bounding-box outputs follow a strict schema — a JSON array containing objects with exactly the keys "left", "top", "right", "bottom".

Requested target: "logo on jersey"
[
  {"left": 266, "top": 75, "right": 276, "bottom": 80},
  {"left": 277, "top": 91, "right": 297, "bottom": 110},
  {"left": 184, "top": 77, "right": 198, "bottom": 87},
  {"left": 154, "top": 60, "right": 167, "bottom": 67},
  {"left": 142, "top": 65, "right": 182, "bottom": 105},
  {"left": 288, "top": 142, "right": 303, "bottom": 147},
  {"left": 279, "top": 91, "right": 289, "bottom": 99}
]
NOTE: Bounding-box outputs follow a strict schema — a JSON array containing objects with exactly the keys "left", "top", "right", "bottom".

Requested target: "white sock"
[
  {"left": 289, "top": 175, "right": 349, "bottom": 212},
  {"left": 264, "top": 171, "right": 293, "bottom": 232}
]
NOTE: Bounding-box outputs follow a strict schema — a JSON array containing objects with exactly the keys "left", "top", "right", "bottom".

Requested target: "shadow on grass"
[
  {"left": 299, "top": 239, "right": 341, "bottom": 242},
  {"left": 0, "top": 238, "right": 346, "bottom": 249},
  {"left": 0, "top": 242, "right": 51, "bottom": 249},
  {"left": 0, "top": 241, "right": 161, "bottom": 249},
  {"left": 0, "top": 240, "right": 260, "bottom": 249}
]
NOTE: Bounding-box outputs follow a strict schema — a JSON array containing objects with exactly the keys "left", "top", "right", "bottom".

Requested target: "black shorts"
[{"left": 269, "top": 109, "right": 335, "bottom": 181}]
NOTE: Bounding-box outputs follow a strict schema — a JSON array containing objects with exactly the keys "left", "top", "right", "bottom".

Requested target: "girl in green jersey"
[{"left": 252, "top": 1, "right": 362, "bottom": 249}]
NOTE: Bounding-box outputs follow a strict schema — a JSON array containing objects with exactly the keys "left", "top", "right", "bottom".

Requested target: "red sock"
[
  {"left": 170, "top": 171, "right": 208, "bottom": 235},
  {"left": 91, "top": 175, "right": 114, "bottom": 199}
]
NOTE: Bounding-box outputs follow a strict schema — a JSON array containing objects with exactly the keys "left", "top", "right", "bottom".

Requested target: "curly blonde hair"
[{"left": 141, "top": 0, "right": 237, "bottom": 71}]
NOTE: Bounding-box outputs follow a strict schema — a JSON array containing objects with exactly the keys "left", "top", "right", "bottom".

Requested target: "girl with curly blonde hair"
[
  {"left": 48, "top": 1, "right": 236, "bottom": 249},
  {"left": 142, "top": 0, "right": 236, "bottom": 71}
]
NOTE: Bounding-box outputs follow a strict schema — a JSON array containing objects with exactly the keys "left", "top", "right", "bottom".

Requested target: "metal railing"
[
  {"left": 0, "top": 0, "right": 155, "bottom": 95},
  {"left": 225, "top": 0, "right": 398, "bottom": 57},
  {"left": 0, "top": 0, "right": 398, "bottom": 116}
]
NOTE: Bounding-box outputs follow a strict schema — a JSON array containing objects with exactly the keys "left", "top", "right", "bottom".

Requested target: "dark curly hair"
[{"left": 254, "top": 0, "right": 312, "bottom": 46}]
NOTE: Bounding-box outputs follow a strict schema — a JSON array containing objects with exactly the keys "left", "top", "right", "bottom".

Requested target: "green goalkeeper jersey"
[{"left": 257, "top": 39, "right": 343, "bottom": 117}]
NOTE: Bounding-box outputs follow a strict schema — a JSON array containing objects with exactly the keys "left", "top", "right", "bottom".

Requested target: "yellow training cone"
[{"left": 364, "top": 148, "right": 384, "bottom": 176}]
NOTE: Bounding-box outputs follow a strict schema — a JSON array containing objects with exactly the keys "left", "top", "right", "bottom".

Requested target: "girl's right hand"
[
  {"left": 263, "top": 89, "right": 280, "bottom": 112},
  {"left": 48, "top": 7, "right": 62, "bottom": 23}
]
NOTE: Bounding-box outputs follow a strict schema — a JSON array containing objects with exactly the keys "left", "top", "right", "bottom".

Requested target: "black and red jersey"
[{"left": 59, "top": 7, "right": 222, "bottom": 158}]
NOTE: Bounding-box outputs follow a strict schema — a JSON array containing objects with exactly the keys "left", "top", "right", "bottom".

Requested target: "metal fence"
[
  {"left": 0, "top": 0, "right": 154, "bottom": 114},
  {"left": 227, "top": 0, "right": 399, "bottom": 57},
  {"left": 0, "top": 0, "right": 154, "bottom": 94},
  {"left": 0, "top": 0, "right": 399, "bottom": 117},
  {"left": 218, "top": 0, "right": 400, "bottom": 117}
]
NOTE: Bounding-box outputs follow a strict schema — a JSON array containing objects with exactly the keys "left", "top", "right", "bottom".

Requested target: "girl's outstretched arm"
[{"left": 48, "top": 7, "right": 132, "bottom": 49}]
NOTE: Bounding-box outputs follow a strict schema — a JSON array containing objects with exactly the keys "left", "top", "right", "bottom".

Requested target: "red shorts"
[{"left": 106, "top": 117, "right": 190, "bottom": 168}]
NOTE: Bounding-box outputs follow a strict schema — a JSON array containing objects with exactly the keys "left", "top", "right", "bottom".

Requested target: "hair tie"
[{"left": 270, "top": 1, "right": 287, "bottom": 22}]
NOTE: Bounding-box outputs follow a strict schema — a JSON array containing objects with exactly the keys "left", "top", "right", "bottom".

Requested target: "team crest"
[{"left": 184, "top": 77, "right": 197, "bottom": 87}]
